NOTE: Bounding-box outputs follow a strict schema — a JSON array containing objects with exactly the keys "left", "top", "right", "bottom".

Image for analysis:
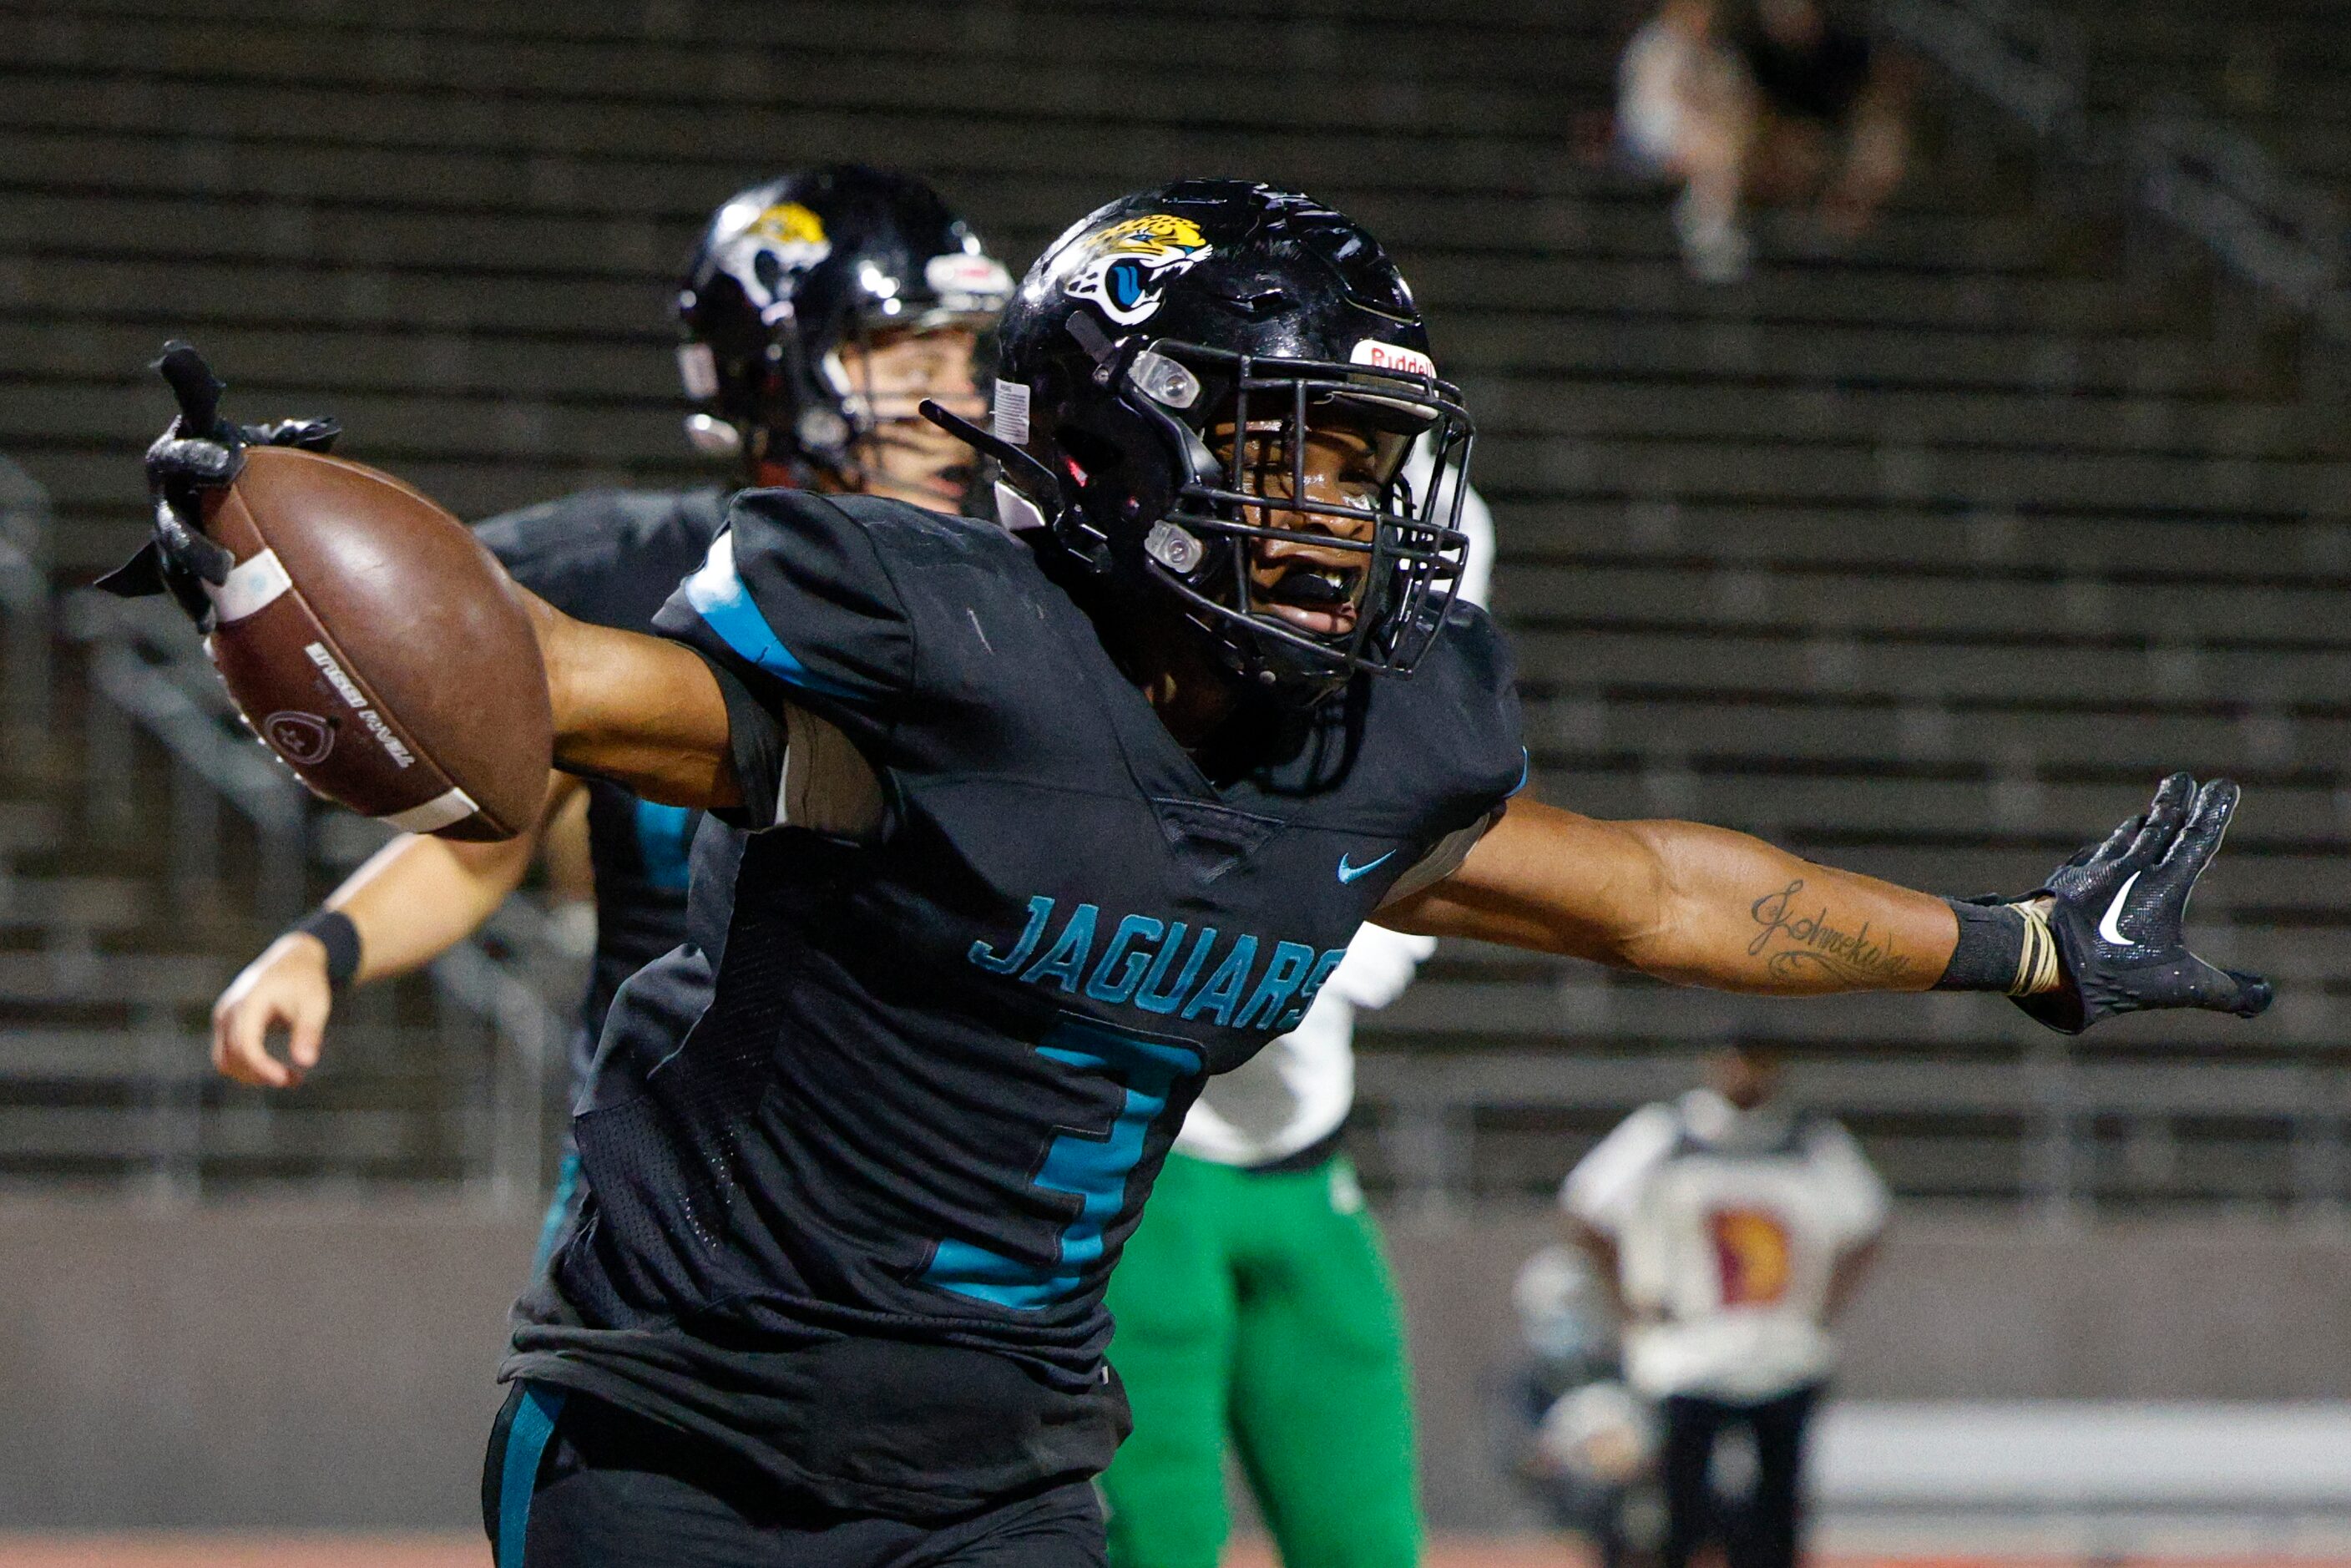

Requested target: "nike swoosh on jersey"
[
  {"left": 2098, "top": 870, "right": 2142, "bottom": 945},
  {"left": 1337, "top": 850, "right": 1396, "bottom": 884}
]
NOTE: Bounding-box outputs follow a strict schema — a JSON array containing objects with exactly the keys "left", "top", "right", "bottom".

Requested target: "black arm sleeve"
[{"left": 695, "top": 651, "right": 791, "bottom": 833}]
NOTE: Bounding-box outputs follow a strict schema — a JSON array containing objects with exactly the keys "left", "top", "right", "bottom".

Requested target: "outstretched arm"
[
  {"left": 211, "top": 772, "right": 579, "bottom": 1087},
  {"left": 519, "top": 589, "right": 742, "bottom": 810},
  {"left": 1383, "top": 774, "right": 2272, "bottom": 1029},
  {"left": 1382, "top": 797, "right": 1949, "bottom": 994}
]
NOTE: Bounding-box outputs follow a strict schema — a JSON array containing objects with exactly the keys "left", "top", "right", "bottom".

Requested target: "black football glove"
[
  {"left": 94, "top": 341, "right": 339, "bottom": 628},
  {"left": 2000, "top": 771, "right": 2273, "bottom": 1034}
]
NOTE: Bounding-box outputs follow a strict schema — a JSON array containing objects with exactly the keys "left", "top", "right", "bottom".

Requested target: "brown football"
[{"left": 196, "top": 446, "right": 553, "bottom": 841}]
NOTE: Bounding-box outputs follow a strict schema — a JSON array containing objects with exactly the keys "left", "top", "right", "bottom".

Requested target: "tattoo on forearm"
[{"left": 1747, "top": 880, "right": 1916, "bottom": 987}]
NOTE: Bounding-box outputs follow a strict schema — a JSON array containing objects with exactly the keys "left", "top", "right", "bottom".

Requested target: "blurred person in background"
[
  {"left": 1615, "top": 0, "right": 1909, "bottom": 282},
  {"left": 1615, "top": 0, "right": 1757, "bottom": 283},
  {"left": 204, "top": 166, "right": 1013, "bottom": 1267},
  {"left": 1735, "top": 0, "right": 1911, "bottom": 241},
  {"left": 1098, "top": 481, "right": 1491, "bottom": 1568},
  {"left": 1562, "top": 1044, "right": 1888, "bottom": 1568},
  {"left": 1509, "top": 1244, "right": 1661, "bottom": 1568}
]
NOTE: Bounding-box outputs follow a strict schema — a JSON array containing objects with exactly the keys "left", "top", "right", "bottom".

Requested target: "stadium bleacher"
[{"left": 1, "top": 0, "right": 2347, "bottom": 1213}]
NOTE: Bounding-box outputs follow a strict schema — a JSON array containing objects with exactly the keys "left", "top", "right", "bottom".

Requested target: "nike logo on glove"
[
  {"left": 1337, "top": 851, "right": 1395, "bottom": 884},
  {"left": 2015, "top": 772, "right": 2274, "bottom": 1034},
  {"left": 2098, "top": 871, "right": 2141, "bottom": 945}
]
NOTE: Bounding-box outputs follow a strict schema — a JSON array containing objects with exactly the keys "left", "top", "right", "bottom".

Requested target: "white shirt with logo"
[
  {"left": 1175, "top": 455, "right": 1494, "bottom": 1169},
  {"left": 1561, "top": 1089, "right": 1888, "bottom": 1402}
]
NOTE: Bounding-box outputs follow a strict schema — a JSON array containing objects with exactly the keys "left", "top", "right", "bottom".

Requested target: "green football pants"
[{"left": 1101, "top": 1151, "right": 1420, "bottom": 1568}]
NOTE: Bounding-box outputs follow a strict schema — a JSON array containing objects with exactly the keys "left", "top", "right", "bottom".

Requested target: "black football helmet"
[
  {"left": 935, "top": 180, "right": 1474, "bottom": 707},
  {"left": 675, "top": 165, "right": 1013, "bottom": 486}
]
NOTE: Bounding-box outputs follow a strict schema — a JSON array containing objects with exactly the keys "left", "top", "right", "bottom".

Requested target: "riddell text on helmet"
[
  {"left": 302, "top": 641, "right": 415, "bottom": 769},
  {"left": 1348, "top": 338, "right": 1438, "bottom": 380}
]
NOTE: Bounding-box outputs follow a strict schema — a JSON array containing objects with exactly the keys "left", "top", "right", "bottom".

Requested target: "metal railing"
[
  {"left": 428, "top": 901, "right": 567, "bottom": 1210},
  {"left": 2131, "top": 97, "right": 2350, "bottom": 324},
  {"left": 64, "top": 591, "right": 311, "bottom": 923},
  {"left": 0, "top": 457, "right": 51, "bottom": 746},
  {"left": 1881, "top": 0, "right": 2351, "bottom": 341},
  {"left": 1878, "top": 0, "right": 2086, "bottom": 151},
  {"left": 26, "top": 582, "right": 564, "bottom": 1204}
]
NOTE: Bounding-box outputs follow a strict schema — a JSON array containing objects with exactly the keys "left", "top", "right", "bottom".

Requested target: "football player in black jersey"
[
  {"left": 138, "top": 180, "right": 2268, "bottom": 1568},
  {"left": 205, "top": 167, "right": 1014, "bottom": 1267}
]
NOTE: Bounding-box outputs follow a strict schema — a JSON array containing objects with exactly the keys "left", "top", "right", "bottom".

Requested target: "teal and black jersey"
[
  {"left": 473, "top": 488, "right": 726, "bottom": 1079},
  {"left": 506, "top": 488, "right": 1524, "bottom": 1520}
]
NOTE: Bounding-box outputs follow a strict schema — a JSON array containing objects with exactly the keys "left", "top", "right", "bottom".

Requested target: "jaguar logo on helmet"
[
  {"left": 714, "top": 200, "right": 833, "bottom": 321},
  {"left": 1063, "top": 214, "right": 1215, "bottom": 326},
  {"left": 970, "top": 180, "right": 1475, "bottom": 710}
]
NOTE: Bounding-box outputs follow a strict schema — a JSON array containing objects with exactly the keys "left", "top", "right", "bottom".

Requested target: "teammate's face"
[
  {"left": 833, "top": 325, "right": 987, "bottom": 514},
  {"left": 1216, "top": 417, "right": 1393, "bottom": 640}
]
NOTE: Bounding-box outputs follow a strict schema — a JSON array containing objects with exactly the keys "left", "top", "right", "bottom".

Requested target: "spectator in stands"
[
  {"left": 1735, "top": 0, "right": 1910, "bottom": 241},
  {"left": 1562, "top": 1044, "right": 1888, "bottom": 1568},
  {"left": 1615, "top": 0, "right": 1909, "bottom": 282},
  {"left": 1614, "top": 0, "right": 1758, "bottom": 282}
]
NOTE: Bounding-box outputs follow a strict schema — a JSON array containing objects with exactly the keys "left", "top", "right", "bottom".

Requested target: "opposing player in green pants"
[
  {"left": 1100, "top": 459, "right": 1494, "bottom": 1568},
  {"left": 1100, "top": 1041, "right": 1421, "bottom": 1568}
]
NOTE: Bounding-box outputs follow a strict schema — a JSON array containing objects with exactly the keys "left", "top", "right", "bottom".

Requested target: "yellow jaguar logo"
[
  {"left": 715, "top": 200, "right": 833, "bottom": 310},
  {"left": 746, "top": 201, "right": 827, "bottom": 248},
  {"left": 1091, "top": 214, "right": 1210, "bottom": 258},
  {"left": 1065, "top": 213, "right": 1216, "bottom": 326}
]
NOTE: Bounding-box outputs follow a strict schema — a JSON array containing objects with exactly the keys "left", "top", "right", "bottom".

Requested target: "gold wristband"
[{"left": 2008, "top": 903, "right": 2060, "bottom": 996}]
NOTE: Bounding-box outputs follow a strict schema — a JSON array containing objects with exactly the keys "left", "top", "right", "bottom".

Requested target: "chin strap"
[
  {"left": 918, "top": 399, "right": 1072, "bottom": 529},
  {"left": 918, "top": 400, "right": 1056, "bottom": 493}
]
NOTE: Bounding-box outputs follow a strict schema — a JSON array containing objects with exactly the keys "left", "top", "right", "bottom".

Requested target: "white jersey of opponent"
[
  {"left": 1174, "top": 451, "right": 1496, "bottom": 1169},
  {"left": 1561, "top": 1089, "right": 1888, "bottom": 1402},
  {"left": 1176, "top": 922, "right": 1436, "bottom": 1166}
]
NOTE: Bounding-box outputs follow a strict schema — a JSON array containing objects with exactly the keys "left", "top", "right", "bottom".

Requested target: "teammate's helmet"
[
  {"left": 988, "top": 180, "right": 1474, "bottom": 706},
  {"left": 675, "top": 165, "right": 1014, "bottom": 484}
]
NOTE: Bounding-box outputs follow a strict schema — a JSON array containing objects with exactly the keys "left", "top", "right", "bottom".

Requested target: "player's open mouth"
[{"left": 1258, "top": 564, "right": 1363, "bottom": 637}]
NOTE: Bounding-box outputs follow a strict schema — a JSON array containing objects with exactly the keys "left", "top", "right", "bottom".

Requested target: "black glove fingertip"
[
  {"left": 2128, "top": 776, "right": 2197, "bottom": 861},
  {"left": 2155, "top": 773, "right": 2196, "bottom": 822},
  {"left": 153, "top": 340, "right": 227, "bottom": 433},
  {"left": 2228, "top": 971, "right": 2274, "bottom": 1018},
  {"left": 2162, "top": 777, "right": 2242, "bottom": 879}
]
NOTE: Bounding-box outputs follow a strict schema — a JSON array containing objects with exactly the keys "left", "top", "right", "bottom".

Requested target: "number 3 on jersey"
[{"left": 923, "top": 1014, "right": 1202, "bottom": 1310}]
